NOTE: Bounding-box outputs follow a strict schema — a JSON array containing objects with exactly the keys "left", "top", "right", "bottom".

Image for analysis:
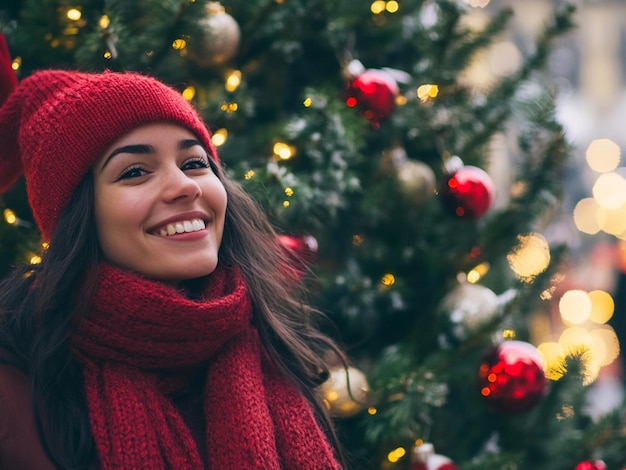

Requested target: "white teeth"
[{"left": 156, "top": 218, "right": 206, "bottom": 237}]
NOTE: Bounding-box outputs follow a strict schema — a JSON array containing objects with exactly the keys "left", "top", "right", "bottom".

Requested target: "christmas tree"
[{"left": 1, "top": 1, "right": 625, "bottom": 469}]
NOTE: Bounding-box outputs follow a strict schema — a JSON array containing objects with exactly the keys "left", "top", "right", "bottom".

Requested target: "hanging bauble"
[
  {"left": 318, "top": 365, "right": 369, "bottom": 418},
  {"left": 477, "top": 340, "right": 547, "bottom": 414},
  {"left": 437, "top": 282, "right": 500, "bottom": 345},
  {"left": 278, "top": 234, "right": 318, "bottom": 277},
  {"left": 409, "top": 443, "right": 458, "bottom": 470},
  {"left": 396, "top": 159, "right": 436, "bottom": 206},
  {"left": 575, "top": 461, "right": 607, "bottom": 470},
  {"left": 186, "top": 2, "right": 240, "bottom": 67},
  {"left": 439, "top": 158, "right": 494, "bottom": 219},
  {"left": 344, "top": 68, "right": 399, "bottom": 123}
]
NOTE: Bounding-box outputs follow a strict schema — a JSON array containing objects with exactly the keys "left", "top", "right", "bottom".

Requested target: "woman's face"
[{"left": 93, "top": 123, "right": 227, "bottom": 285}]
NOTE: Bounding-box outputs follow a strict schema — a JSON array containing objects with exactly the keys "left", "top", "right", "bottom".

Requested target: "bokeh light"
[
  {"left": 559, "top": 290, "right": 591, "bottom": 324},
  {"left": 506, "top": 232, "right": 550, "bottom": 282},
  {"left": 585, "top": 138, "right": 621, "bottom": 173},
  {"left": 592, "top": 172, "right": 626, "bottom": 209}
]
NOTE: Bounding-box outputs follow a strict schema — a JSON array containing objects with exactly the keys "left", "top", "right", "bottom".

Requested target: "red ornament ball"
[
  {"left": 576, "top": 461, "right": 607, "bottom": 470},
  {"left": 439, "top": 165, "right": 494, "bottom": 218},
  {"left": 344, "top": 69, "right": 399, "bottom": 123},
  {"left": 477, "top": 340, "right": 547, "bottom": 414}
]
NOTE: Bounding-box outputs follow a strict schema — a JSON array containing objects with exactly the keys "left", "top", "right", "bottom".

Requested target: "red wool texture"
[{"left": 72, "top": 264, "right": 341, "bottom": 469}]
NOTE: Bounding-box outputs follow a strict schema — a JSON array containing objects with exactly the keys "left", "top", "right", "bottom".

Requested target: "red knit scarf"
[{"left": 72, "top": 264, "right": 341, "bottom": 469}]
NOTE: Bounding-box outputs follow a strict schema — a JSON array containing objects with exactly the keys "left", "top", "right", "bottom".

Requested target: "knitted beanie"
[{"left": 0, "top": 39, "right": 217, "bottom": 241}]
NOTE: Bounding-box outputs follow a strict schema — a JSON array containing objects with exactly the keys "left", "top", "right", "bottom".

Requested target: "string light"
[
  {"left": 30, "top": 255, "right": 42, "bottom": 265},
  {"left": 502, "top": 329, "right": 516, "bottom": 339},
  {"left": 273, "top": 142, "right": 295, "bottom": 160},
  {"left": 220, "top": 102, "right": 238, "bottom": 113},
  {"left": 386, "top": 1, "right": 399, "bottom": 13},
  {"left": 11, "top": 57, "right": 21, "bottom": 71},
  {"left": 3, "top": 209, "right": 17, "bottom": 225},
  {"left": 367, "top": 407, "right": 377, "bottom": 415},
  {"left": 371, "top": 1, "right": 386, "bottom": 14},
  {"left": 99, "top": 15, "right": 110, "bottom": 29},
  {"left": 284, "top": 187, "right": 294, "bottom": 197},
  {"left": 225, "top": 70, "right": 241, "bottom": 92},
  {"left": 172, "top": 38, "right": 187, "bottom": 50},
  {"left": 303, "top": 97, "right": 312, "bottom": 107},
  {"left": 417, "top": 84, "right": 439, "bottom": 102},
  {"left": 387, "top": 447, "right": 406, "bottom": 463},
  {"left": 244, "top": 170, "right": 255, "bottom": 180},
  {"left": 282, "top": 201, "right": 290, "bottom": 208},
  {"left": 66, "top": 8, "right": 82, "bottom": 21},
  {"left": 103, "top": 51, "right": 113, "bottom": 59},
  {"left": 352, "top": 234, "right": 364, "bottom": 246},
  {"left": 381, "top": 273, "right": 395, "bottom": 286},
  {"left": 211, "top": 128, "right": 228, "bottom": 147},
  {"left": 181, "top": 86, "right": 196, "bottom": 101}
]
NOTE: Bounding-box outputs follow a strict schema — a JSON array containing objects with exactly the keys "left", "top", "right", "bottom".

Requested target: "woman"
[{"left": 0, "top": 35, "right": 345, "bottom": 469}]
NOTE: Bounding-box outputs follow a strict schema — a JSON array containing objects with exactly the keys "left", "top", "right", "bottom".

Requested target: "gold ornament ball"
[
  {"left": 187, "top": 2, "right": 241, "bottom": 67},
  {"left": 319, "top": 366, "right": 369, "bottom": 418},
  {"left": 396, "top": 159, "right": 436, "bottom": 205}
]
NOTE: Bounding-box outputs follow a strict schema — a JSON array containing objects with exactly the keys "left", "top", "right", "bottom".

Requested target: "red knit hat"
[{"left": 0, "top": 37, "right": 218, "bottom": 241}]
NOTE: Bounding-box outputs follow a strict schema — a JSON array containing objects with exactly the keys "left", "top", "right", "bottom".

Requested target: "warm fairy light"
[
  {"left": 387, "top": 447, "right": 406, "bottom": 463},
  {"left": 502, "top": 329, "right": 516, "bottom": 339},
  {"left": 41, "top": 242, "right": 49, "bottom": 250},
  {"left": 244, "top": 170, "right": 255, "bottom": 180},
  {"left": 367, "top": 407, "right": 377, "bottom": 415},
  {"left": 181, "top": 86, "right": 196, "bottom": 101},
  {"left": 273, "top": 142, "right": 295, "bottom": 160},
  {"left": 592, "top": 172, "right": 626, "bottom": 209},
  {"left": 11, "top": 57, "right": 22, "bottom": 71},
  {"left": 282, "top": 201, "right": 290, "bottom": 208},
  {"left": 396, "top": 95, "right": 407, "bottom": 106},
  {"left": 417, "top": 84, "right": 439, "bottom": 102},
  {"left": 3, "top": 209, "right": 17, "bottom": 225},
  {"left": 559, "top": 290, "right": 591, "bottom": 324},
  {"left": 506, "top": 232, "right": 550, "bottom": 282},
  {"left": 386, "top": 1, "right": 399, "bottom": 13},
  {"left": 220, "top": 102, "right": 238, "bottom": 113},
  {"left": 381, "top": 273, "right": 395, "bottom": 286},
  {"left": 303, "top": 97, "right": 312, "bottom": 107},
  {"left": 225, "top": 70, "right": 242, "bottom": 92},
  {"left": 537, "top": 342, "right": 565, "bottom": 380},
  {"left": 99, "top": 15, "right": 110, "bottom": 29},
  {"left": 103, "top": 51, "right": 112, "bottom": 59},
  {"left": 172, "top": 38, "right": 187, "bottom": 50},
  {"left": 66, "top": 8, "right": 82, "bottom": 20},
  {"left": 371, "top": 1, "right": 386, "bottom": 14},
  {"left": 573, "top": 198, "right": 602, "bottom": 234},
  {"left": 467, "top": 262, "right": 489, "bottom": 283},
  {"left": 30, "top": 255, "right": 42, "bottom": 264},
  {"left": 587, "top": 290, "right": 614, "bottom": 324},
  {"left": 352, "top": 234, "right": 364, "bottom": 246},
  {"left": 284, "top": 187, "right": 294, "bottom": 197},
  {"left": 211, "top": 128, "right": 228, "bottom": 147},
  {"left": 585, "top": 138, "right": 621, "bottom": 173}
]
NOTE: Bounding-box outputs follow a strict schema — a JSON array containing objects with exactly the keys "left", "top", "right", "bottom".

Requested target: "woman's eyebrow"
[
  {"left": 100, "top": 144, "right": 155, "bottom": 171},
  {"left": 178, "top": 139, "right": 203, "bottom": 150}
]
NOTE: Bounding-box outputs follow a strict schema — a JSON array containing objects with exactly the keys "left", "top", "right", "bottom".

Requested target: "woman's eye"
[
  {"left": 182, "top": 158, "right": 210, "bottom": 171},
  {"left": 117, "top": 166, "right": 146, "bottom": 180}
]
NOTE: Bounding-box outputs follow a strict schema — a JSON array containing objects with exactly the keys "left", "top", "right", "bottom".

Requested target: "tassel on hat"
[{"left": 0, "top": 34, "right": 219, "bottom": 241}]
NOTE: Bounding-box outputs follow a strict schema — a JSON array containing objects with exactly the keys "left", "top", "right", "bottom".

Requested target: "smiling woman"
[
  {"left": 0, "top": 34, "right": 345, "bottom": 470},
  {"left": 93, "top": 123, "right": 227, "bottom": 284}
]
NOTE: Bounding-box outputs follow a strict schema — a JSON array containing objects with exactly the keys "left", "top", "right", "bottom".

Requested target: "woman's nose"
[{"left": 161, "top": 167, "right": 201, "bottom": 202}]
